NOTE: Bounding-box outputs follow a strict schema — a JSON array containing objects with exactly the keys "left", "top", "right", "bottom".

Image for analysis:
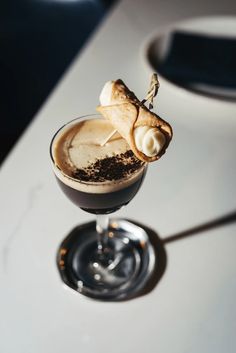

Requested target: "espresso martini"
[
  {"left": 51, "top": 118, "right": 146, "bottom": 213},
  {"left": 50, "top": 75, "right": 173, "bottom": 300}
]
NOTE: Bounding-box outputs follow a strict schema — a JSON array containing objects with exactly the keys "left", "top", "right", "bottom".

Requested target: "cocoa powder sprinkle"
[{"left": 72, "top": 150, "right": 143, "bottom": 182}]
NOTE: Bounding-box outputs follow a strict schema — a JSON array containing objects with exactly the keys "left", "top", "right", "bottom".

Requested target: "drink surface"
[{"left": 52, "top": 118, "right": 145, "bottom": 194}]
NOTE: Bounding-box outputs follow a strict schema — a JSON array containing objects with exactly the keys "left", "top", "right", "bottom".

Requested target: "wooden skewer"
[
  {"left": 100, "top": 73, "right": 159, "bottom": 146},
  {"left": 100, "top": 129, "right": 117, "bottom": 146}
]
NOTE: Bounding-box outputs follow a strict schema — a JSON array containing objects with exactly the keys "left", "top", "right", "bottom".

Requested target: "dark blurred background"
[{"left": 0, "top": 0, "right": 116, "bottom": 164}]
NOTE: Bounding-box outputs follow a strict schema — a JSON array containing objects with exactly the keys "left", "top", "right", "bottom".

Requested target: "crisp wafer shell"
[{"left": 97, "top": 80, "right": 173, "bottom": 162}]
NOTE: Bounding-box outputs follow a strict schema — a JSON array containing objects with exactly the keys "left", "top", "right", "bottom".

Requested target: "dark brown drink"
[
  {"left": 51, "top": 117, "right": 147, "bottom": 214},
  {"left": 56, "top": 173, "right": 146, "bottom": 214}
]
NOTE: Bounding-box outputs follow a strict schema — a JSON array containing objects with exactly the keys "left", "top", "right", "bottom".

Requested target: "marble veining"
[{"left": 2, "top": 183, "right": 44, "bottom": 271}]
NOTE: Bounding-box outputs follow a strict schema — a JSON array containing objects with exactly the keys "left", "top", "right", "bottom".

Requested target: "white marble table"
[{"left": 1, "top": 0, "right": 236, "bottom": 352}]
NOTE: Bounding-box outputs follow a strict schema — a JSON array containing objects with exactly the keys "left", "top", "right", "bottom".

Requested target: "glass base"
[{"left": 57, "top": 219, "right": 156, "bottom": 301}]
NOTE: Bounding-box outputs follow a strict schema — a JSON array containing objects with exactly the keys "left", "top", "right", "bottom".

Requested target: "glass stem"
[{"left": 96, "top": 214, "right": 109, "bottom": 254}]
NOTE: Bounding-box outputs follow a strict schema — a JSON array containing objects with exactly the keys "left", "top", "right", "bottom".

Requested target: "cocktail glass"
[{"left": 50, "top": 115, "right": 155, "bottom": 300}]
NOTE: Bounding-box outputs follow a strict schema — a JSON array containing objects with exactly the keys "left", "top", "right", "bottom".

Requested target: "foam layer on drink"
[{"left": 51, "top": 118, "right": 145, "bottom": 193}]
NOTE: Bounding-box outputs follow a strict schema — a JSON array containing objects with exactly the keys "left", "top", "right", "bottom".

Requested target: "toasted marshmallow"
[{"left": 99, "top": 81, "right": 114, "bottom": 106}]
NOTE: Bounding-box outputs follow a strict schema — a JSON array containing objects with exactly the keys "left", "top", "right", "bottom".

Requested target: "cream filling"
[
  {"left": 134, "top": 126, "right": 166, "bottom": 157},
  {"left": 99, "top": 81, "right": 166, "bottom": 157}
]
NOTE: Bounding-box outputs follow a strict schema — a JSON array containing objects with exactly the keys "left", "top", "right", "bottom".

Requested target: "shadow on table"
[{"left": 131, "top": 210, "right": 236, "bottom": 300}]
